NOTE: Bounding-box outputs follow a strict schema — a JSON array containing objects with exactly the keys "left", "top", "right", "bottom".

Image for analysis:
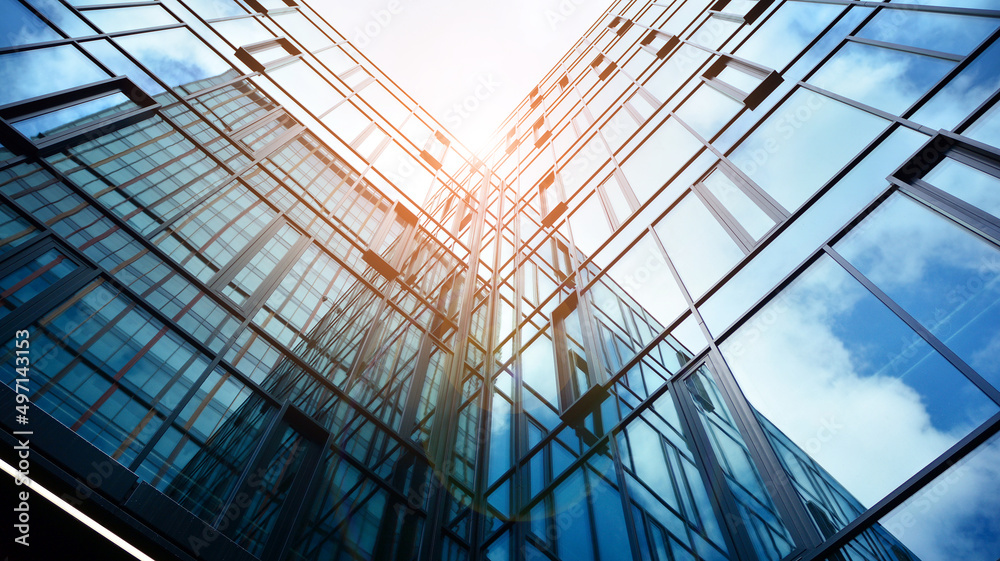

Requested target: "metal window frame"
[
  {"left": 702, "top": 55, "right": 783, "bottom": 110},
  {"left": 234, "top": 37, "right": 302, "bottom": 73},
  {"left": 639, "top": 29, "right": 679, "bottom": 59},
  {"left": 362, "top": 201, "right": 418, "bottom": 279},
  {"left": 0, "top": 77, "right": 159, "bottom": 156},
  {"left": 420, "top": 130, "right": 449, "bottom": 170}
]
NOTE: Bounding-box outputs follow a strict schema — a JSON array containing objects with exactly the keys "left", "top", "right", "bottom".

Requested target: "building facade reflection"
[{"left": 1, "top": 0, "right": 999, "bottom": 560}]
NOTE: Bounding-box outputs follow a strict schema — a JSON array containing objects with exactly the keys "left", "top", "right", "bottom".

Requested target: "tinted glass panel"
[
  {"left": 922, "top": 157, "right": 1000, "bottom": 220},
  {"left": 654, "top": 193, "right": 744, "bottom": 298},
  {"left": 721, "top": 254, "right": 996, "bottom": 520},
  {"left": 835, "top": 193, "right": 1000, "bottom": 391},
  {"left": 730, "top": 89, "right": 888, "bottom": 211}
]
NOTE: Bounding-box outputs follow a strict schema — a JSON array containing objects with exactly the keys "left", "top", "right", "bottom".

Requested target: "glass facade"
[{"left": 1, "top": 0, "right": 999, "bottom": 560}]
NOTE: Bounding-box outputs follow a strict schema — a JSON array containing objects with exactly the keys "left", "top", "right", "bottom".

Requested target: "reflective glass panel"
[
  {"left": 654, "top": 193, "right": 744, "bottom": 298},
  {"left": 12, "top": 92, "right": 133, "bottom": 140},
  {"left": 0, "top": 248, "right": 77, "bottom": 320},
  {"left": 870, "top": 430, "right": 1000, "bottom": 561},
  {"left": 676, "top": 83, "right": 742, "bottom": 140},
  {"left": 685, "top": 366, "right": 795, "bottom": 560},
  {"left": 620, "top": 391, "right": 733, "bottom": 561},
  {"left": 923, "top": 157, "right": 1000, "bottom": 220},
  {"left": 115, "top": 28, "right": 232, "bottom": 92},
  {"left": 0, "top": 45, "right": 108, "bottom": 106},
  {"left": 0, "top": 0, "right": 60, "bottom": 48},
  {"left": 808, "top": 42, "right": 953, "bottom": 115},
  {"left": 730, "top": 89, "right": 888, "bottom": 211},
  {"left": 857, "top": 10, "right": 999, "bottom": 56},
  {"left": 702, "top": 168, "right": 775, "bottom": 241},
  {"left": 721, "top": 254, "right": 997, "bottom": 517},
  {"left": 569, "top": 192, "right": 612, "bottom": 254},
  {"left": 835, "top": 193, "right": 1000, "bottom": 391},
  {"left": 965, "top": 99, "right": 1000, "bottom": 147},
  {"left": 621, "top": 117, "right": 701, "bottom": 202},
  {"left": 84, "top": 5, "right": 175, "bottom": 33},
  {"left": 605, "top": 232, "right": 687, "bottom": 327}
]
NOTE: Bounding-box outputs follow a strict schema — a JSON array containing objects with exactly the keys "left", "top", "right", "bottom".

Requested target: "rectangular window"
[
  {"left": 551, "top": 294, "right": 607, "bottom": 427},
  {"left": 235, "top": 37, "right": 301, "bottom": 72},
  {"left": 654, "top": 192, "right": 745, "bottom": 297},
  {"left": 505, "top": 125, "right": 518, "bottom": 154},
  {"left": 557, "top": 75, "right": 570, "bottom": 94},
  {"left": 2, "top": 279, "right": 212, "bottom": 466},
  {"left": 0, "top": 243, "right": 83, "bottom": 324},
  {"left": 608, "top": 16, "right": 633, "bottom": 35},
  {"left": 729, "top": 88, "right": 888, "bottom": 211},
  {"left": 362, "top": 202, "right": 418, "bottom": 279},
  {"left": 532, "top": 115, "right": 551, "bottom": 147},
  {"left": 0, "top": 204, "right": 38, "bottom": 258},
  {"left": 539, "top": 171, "right": 567, "bottom": 227},
  {"left": 208, "top": 218, "right": 307, "bottom": 311},
  {"left": 0, "top": 77, "right": 158, "bottom": 156},
  {"left": 590, "top": 53, "right": 617, "bottom": 80},
  {"left": 681, "top": 363, "right": 796, "bottom": 559},
  {"left": 143, "top": 369, "right": 272, "bottom": 525},
  {"left": 709, "top": 0, "right": 775, "bottom": 25},
  {"left": 550, "top": 237, "right": 574, "bottom": 284},
  {"left": 421, "top": 130, "right": 449, "bottom": 169},
  {"left": 693, "top": 162, "right": 784, "bottom": 248},
  {"left": 702, "top": 55, "right": 782, "bottom": 110},
  {"left": 639, "top": 29, "right": 679, "bottom": 59},
  {"left": 720, "top": 253, "right": 998, "bottom": 528}
]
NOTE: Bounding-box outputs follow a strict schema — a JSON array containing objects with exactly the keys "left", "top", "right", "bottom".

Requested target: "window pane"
[
  {"left": 856, "top": 10, "right": 999, "bottom": 56},
  {"left": 910, "top": 39, "right": 1000, "bottom": 131},
  {"left": 621, "top": 117, "right": 701, "bottom": 202},
  {"left": 676, "top": 83, "right": 742, "bottom": 140},
  {"left": 835, "top": 193, "right": 1000, "bottom": 391},
  {"left": 720, "top": 254, "right": 997, "bottom": 522},
  {"left": 0, "top": 205, "right": 38, "bottom": 257},
  {"left": 685, "top": 366, "right": 795, "bottom": 560},
  {"left": 809, "top": 42, "right": 953, "bottom": 115},
  {"left": 569, "top": 193, "right": 612, "bottom": 254},
  {"left": 521, "top": 331, "right": 558, "bottom": 407},
  {"left": 223, "top": 223, "right": 300, "bottom": 306},
  {"left": 0, "top": 0, "right": 60, "bottom": 48},
  {"left": 730, "top": 89, "right": 888, "bottom": 211},
  {"left": 605, "top": 233, "right": 687, "bottom": 326},
  {"left": 0, "top": 248, "right": 78, "bottom": 320},
  {"left": 6, "top": 281, "right": 212, "bottom": 465},
  {"left": 84, "top": 5, "right": 175, "bottom": 33},
  {"left": 964, "top": 99, "right": 1000, "bottom": 147},
  {"left": 142, "top": 370, "right": 270, "bottom": 524},
  {"left": 702, "top": 168, "right": 775, "bottom": 241},
  {"left": 115, "top": 28, "right": 233, "bottom": 92},
  {"left": 0, "top": 45, "right": 108, "bottom": 106},
  {"left": 866, "top": 429, "right": 1000, "bottom": 561},
  {"left": 654, "top": 193, "right": 744, "bottom": 297},
  {"left": 13, "top": 92, "right": 134, "bottom": 140},
  {"left": 734, "top": 2, "right": 845, "bottom": 71},
  {"left": 923, "top": 157, "right": 1000, "bottom": 220}
]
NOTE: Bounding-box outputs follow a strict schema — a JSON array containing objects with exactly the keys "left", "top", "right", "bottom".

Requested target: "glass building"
[{"left": 1, "top": 0, "right": 999, "bottom": 560}]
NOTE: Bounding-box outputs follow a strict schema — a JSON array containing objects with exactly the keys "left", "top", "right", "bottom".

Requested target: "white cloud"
[
  {"left": 881, "top": 438, "right": 1000, "bottom": 561},
  {"left": 721, "top": 255, "right": 989, "bottom": 507}
]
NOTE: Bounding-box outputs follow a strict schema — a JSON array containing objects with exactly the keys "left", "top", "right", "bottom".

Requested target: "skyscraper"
[{"left": 1, "top": 0, "right": 999, "bottom": 560}]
